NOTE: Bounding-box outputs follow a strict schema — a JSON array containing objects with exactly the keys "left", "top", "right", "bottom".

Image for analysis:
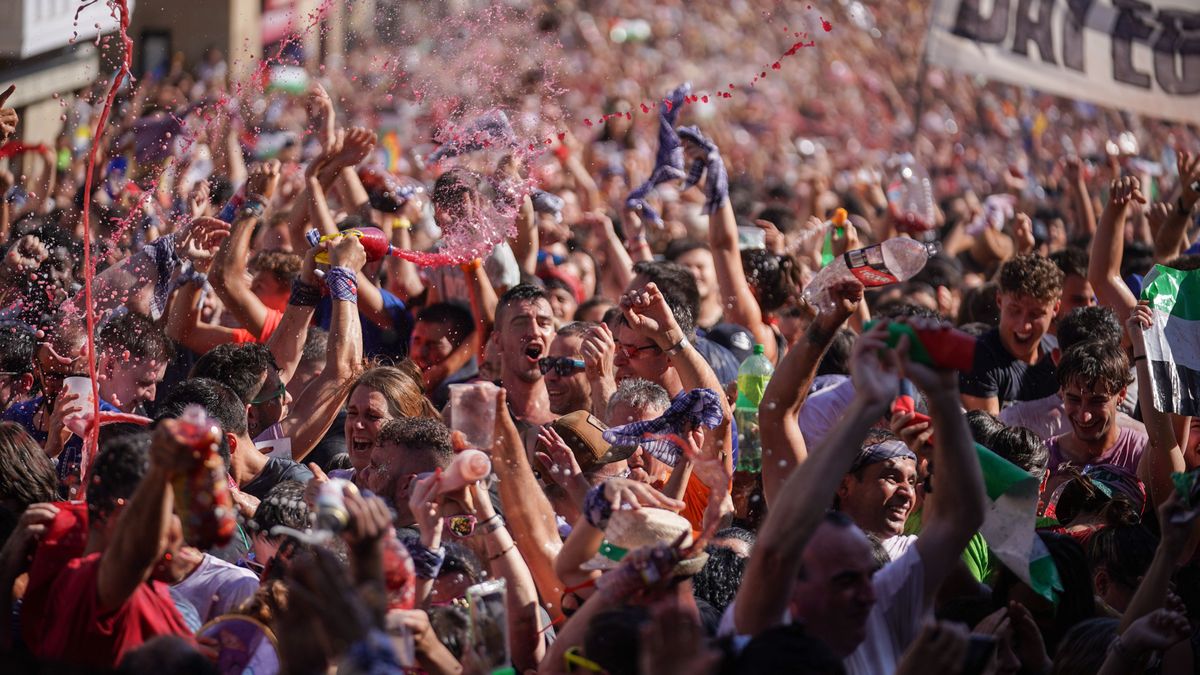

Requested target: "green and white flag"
[
  {"left": 976, "top": 443, "right": 1062, "bottom": 602},
  {"left": 1140, "top": 265, "right": 1200, "bottom": 417}
]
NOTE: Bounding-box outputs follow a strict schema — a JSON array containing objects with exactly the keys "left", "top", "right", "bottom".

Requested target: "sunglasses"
[
  {"left": 251, "top": 381, "right": 286, "bottom": 405},
  {"left": 444, "top": 514, "right": 477, "bottom": 538},
  {"left": 538, "top": 357, "right": 586, "bottom": 376},
  {"left": 616, "top": 343, "right": 661, "bottom": 360}
]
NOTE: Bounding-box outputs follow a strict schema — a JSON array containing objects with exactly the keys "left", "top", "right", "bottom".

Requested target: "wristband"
[
  {"left": 664, "top": 335, "right": 690, "bottom": 357},
  {"left": 238, "top": 196, "right": 268, "bottom": 220},
  {"left": 395, "top": 216, "right": 412, "bottom": 230},
  {"left": 289, "top": 278, "right": 321, "bottom": 307},
  {"left": 460, "top": 258, "right": 482, "bottom": 273},
  {"left": 584, "top": 484, "right": 613, "bottom": 530},
  {"left": 1133, "top": 354, "right": 1147, "bottom": 363},
  {"left": 481, "top": 515, "right": 506, "bottom": 535},
  {"left": 325, "top": 266, "right": 358, "bottom": 303},
  {"left": 487, "top": 543, "right": 516, "bottom": 562},
  {"left": 409, "top": 542, "right": 445, "bottom": 579}
]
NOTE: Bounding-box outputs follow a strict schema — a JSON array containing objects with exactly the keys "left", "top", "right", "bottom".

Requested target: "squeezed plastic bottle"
[
  {"left": 306, "top": 226, "right": 398, "bottom": 264},
  {"left": 734, "top": 345, "right": 774, "bottom": 472},
  {"left": 803, "top": 238, "right": 939, "bottom": 312}
]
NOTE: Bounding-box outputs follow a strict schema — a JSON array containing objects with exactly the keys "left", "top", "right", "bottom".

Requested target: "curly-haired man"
[{"left": 961, "top": 254, "right": 1064, "bottom": 413}]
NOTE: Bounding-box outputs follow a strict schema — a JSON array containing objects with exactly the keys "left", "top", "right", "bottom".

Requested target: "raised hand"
[
  {"left": 602, "top": 477, "right": 684, "bottom": 512},
  {"left": 3, "top": 235, "right": 49, "bottom": 277},
  {"left": 245, "top": 159, "right": 282, "bottom": 202},
  {"left": 1125, "top": 303, "right": 1154, "bottom": 352},
  {"left": 1011, "top": 212, "right": 1035, "bottom": 254},
  {"left": 0, "top": 85, "right": 17, "bottom": 142},
  {"left": 326, "top": 233, "right": 367, "bottom": 272},
  {"left": 535, "top": 425, "right": 584, "bottom": 490},
  {"left": 1121, "top": 608, "right": 1192, "bottom": 654},
  {"left": 895, "top": 317, "right": 962, "bottom": 391},
  {"left": 753, "top": 218, "right": 786, "bottom": 256},
  {"left": 330, "top": 127, "right": 376, "bottom": 171},
  {"left": 580, "top": 323, "right": 616, "bottom": 382},
  {"left": 0, "top": 503, "right": 59, "bottom": 580},
  {"left": 1176, "top": 151, "right": 1200, "bottom": 213},
  {"left": 1147, "top": 202, "right": 1173, "bottom": 236},
  {"left": 1061, "top": 156, "right": 1084, "bottom": 185},
  {"left": 307, "top": 128, "right": 345, "bottom": 180},
  {"left": 890, "top": 410, "right": 933, "bottom": 454},
  {"left": 44, "top": 391, "right": 83, "bottom": 457},
  {"left": 342, "top": 486, "right": 395, "bottom": 554},
  {"left": 176, "top": 217, "right": 231, "bottom": 271},
  {"left": 896, "top": 621, "right": 972, "bottom": 675},
  {"left": 814, "top": 278, "right": 864, "bottom": 332},
  {"left": 305, "top": 82, "right": 336, "bottom": 150},
  {"left": 620, "top": 282, "right": 683, "bottom": 350},
  {"left": 848, "top": 321, "right": 902, "bottom": 408},
  {"left": 188, "top": 179, "right": 210, "bottom": 219},
  {"left": 1109, "top": 176, "right": 1147, "bottom": 207},
  {"left": 407, "top": 471, "right": 444, "bottom": 549}
]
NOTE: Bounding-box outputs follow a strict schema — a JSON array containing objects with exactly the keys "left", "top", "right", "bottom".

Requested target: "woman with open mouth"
[{"left": 341, "top": 364, "right": 442, "bottom": 484}]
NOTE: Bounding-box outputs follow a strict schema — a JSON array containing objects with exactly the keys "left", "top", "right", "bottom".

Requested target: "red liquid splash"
[
  {"left": 821, "top": 17, "right": 833, "bottom": 32},
  {"left": 77, "top": 0, "right": 134, "bottom": 493}
]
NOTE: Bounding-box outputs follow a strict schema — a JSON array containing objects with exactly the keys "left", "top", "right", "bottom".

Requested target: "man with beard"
[
  {"left": 492, "top": 284, "right": 556, "bottom": 426},
  {"left": 542, "top": 321, "right": 616, "bottom": 419},
  {"left": 97, "top": 312, "right": 172, "bottom": 416},
  {"left": 1045, "top": 341, "right": 1147, "bottom": 491},
  {"left": 961, "top": 254, "right": 1063, "bottom": 413}
]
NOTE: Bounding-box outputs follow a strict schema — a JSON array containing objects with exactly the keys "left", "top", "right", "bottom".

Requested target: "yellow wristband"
[{"left": 396, "top": 217, "right": 412, "bottom": 230}]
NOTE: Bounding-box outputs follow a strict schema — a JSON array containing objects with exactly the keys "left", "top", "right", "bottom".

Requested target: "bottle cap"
[{"left": 752, "top": 344, "right": 765, "bottom": 355}]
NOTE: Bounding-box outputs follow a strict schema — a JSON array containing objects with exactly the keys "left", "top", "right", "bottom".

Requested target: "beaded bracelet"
[{"left": 325, "top": 266, "right": 358, "bottom": 303}]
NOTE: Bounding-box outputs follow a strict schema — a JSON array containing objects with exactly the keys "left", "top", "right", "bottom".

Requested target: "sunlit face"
[
  {"left": 410, "top": 320, "right": 457, "bottom": 371},
  {"left": 1061, "top": 377, "right": 1124, "bottom": 448},
  {"left": 613, "top": 323, "right": 667, "bottom": 385},
  {"left": 837, "top": 458, "right": 919, "bottom": 538},
  {"left": 545, "top": 334, "right": 589, "bottom": 415},
  {"left": 101, "top": 356, "right": 166, "bottom": 414},
  {"left": 366, "top": 442, "right": 444, "bottom": 526},
  {"left": 1055, "top": 274, "right": 1096, "bottom": 326},
  {"left": 790, "top": 522, "right": 878, "bottom": 657},
  {"left": 565, "top": 251, "right": 596, "bottom": 299},
  {"left": 248, "top": 367, "right": 290, "bottom": 439},
  {"left": 547, "top": 286, "right": 578, "bottom": 323},
  {"left": 997, "top": 292, "right": 1059, "bottom": 360},
  {"left": 674, "top": 248, "right": 718, "bottom": 301},
  {"left": 345, "top": 386, "right": 393, "bottom": 472},
  {"left": 498, "top": 299, "right": 554, "bottom": 384}
]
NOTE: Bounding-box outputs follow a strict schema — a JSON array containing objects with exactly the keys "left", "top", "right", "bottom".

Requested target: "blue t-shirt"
[
  {"left": 3, "top": 396, "right": 121, "bottom": 484},
  {"left": 314, "top": 288, "right": 414, "bottom": 359}
]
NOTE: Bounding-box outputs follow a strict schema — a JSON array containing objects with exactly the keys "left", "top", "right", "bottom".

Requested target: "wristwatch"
[{"left": 664, "top": 335, "right": 690, "bottom": 356}]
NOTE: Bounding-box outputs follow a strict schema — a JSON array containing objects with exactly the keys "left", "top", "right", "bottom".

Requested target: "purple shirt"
[{"left": 1046, "top": 426, "right": 1149, "bottom": 477}]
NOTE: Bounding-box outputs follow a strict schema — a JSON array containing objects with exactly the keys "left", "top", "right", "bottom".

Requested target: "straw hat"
[{"left": 580, "top": 508, "right": 708, "bottom": 577}]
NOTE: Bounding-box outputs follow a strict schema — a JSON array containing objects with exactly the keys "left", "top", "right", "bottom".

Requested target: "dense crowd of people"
[{"left": 0, "top": 0, "right": 1198, "bottom": 673}]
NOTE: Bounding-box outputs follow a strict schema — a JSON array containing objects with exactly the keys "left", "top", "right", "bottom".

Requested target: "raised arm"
[
  {"left": 1062, "top": 157, "right": 1097, "bottom": 239},
  {"left": 209, "top": 161, "right": 281, "bottom": 339},
  {"left": 759, "top": 279, "right": 863, "bottom": 506},
  {"left": 511, "top": 194, "right": 538, "bottom": 277},
  {"left": 709, "top": 199, "right": 778, "bottom": 364},
  {"left": 491, "top": 389, "right": 566, "bottom": 622},
  {"left": 733, "top": 325, "right": 897, "bottom": 636},
  {"left": 97, "top": 419, "right": 196, "bottom": 612},
  {"left": 1127, "top": 305, "right": 1187, "bottom": 508},
  {"left": 284, "top": 236, "right": 365, "bottom": 461},
  {"left": 1154, "top": 153, "right": 1199, "bottom": 263},
  {"left": 902, "top": 319, "right": 986, "bottom": 606},
  {"left": 1088, "top": 176, "right": 1145, "bottom": 317},
  {"left": 583, "top": 212, "right": 634, "bottom": 297},
  {"left": 264, "top": 247, "right": 321, "bottom": 385}
]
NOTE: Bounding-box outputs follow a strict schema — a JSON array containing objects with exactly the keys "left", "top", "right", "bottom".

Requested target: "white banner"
[{"left": 926, "top": 0, "right": 1200, "bottom": 124}]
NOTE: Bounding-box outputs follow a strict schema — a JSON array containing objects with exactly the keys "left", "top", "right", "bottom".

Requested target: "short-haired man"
[
  {"left": 543, "top": 321, "right": 616, "bottom": 419},
  {"left": 411, "top": 301, "right": 477, "bottom": 409},
  {"left": 837, "top": 440, "right": 920, "bottom": 560},
  {"left": 1046, "top": 342, "right": 1147, "bottom": 486},
  {"left": 1048, "top": 247, "right": 1096, "bottom": 334},
  {"left": 12, "top": 429, "right": 195, "bottom": 668},
  {"left": 0, "top": 321, "right": 36, "bottom": 411},
  {"left": 961, "top": 254, "right": 1064, "bottom": 413},
  {"left": 365, "top": 417, "right": 455, "bottom": 526},
  {"left": 492, "top": 284, "right": 556, "bottom": 426},
  {"left": 97, "top": 312, "right": 173, "bottom": 415}
]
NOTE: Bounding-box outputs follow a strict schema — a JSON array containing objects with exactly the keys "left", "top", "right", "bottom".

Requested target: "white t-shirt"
[
  {"left": 880, "top": 534, "right": 917, "bottom": 562},
  {"left": 999, "top": 392, "right": 1147, "bottom": 442},
  {"left": 799, "top": 375, "right": 857, "bottom": 449},
  {"left": 173, "top": 553, "right": 260, "bottom": 623},
  {"left": 718, "top": 545, "right": 928, "bottom": 675},
  {"left": 254, "top": 421, "right": 292, "bottom": 460}
]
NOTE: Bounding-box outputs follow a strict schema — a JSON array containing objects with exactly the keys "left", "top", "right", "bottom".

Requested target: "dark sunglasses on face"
[
  {"left": 251, "top": 381, "right": 286, "bottom": 405},
  {"left": 538, "top": 356, "right": 585, "bottom": 376}
]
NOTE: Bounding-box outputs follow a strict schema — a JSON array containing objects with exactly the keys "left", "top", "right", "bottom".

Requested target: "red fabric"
[
  {"left": 230, "top": 308, "right": 284, "bottom": 344},
  {"left": 22, "top": 550, "right": 193, "bottom": 669}
]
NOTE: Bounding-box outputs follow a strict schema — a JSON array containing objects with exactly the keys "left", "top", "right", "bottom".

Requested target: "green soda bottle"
[{"left": 734, "top": 344, "right": 774, "bottom": 472}]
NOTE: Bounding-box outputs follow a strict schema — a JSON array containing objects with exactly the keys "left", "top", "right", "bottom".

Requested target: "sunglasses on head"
[{"left": 538, "top": 356, "right": 585, "bottom": 376}]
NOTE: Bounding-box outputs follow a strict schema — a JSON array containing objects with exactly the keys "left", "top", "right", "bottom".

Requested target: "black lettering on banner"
[
  {"left": 1112, "top": 0, "right": 1155, "bottom": 89},
  {"left": 1013, "top": 0, "right": 1058, "bottom": 64},
  {"left": 953, "top": 0, "right": 1011, "bottom": 44},
  {"left": 1062, "top": 0, "right": 1095, "bottom": 72},
  {"left": 1154, "top": 10, "right": 1200, "bottom": 95}
]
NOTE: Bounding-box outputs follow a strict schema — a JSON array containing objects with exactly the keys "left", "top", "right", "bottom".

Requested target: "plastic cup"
[
  {"left": 449, "top": 382, "right": 499, "bottom": 450},
  {"left": 62, "top": 376, "right": 95, "bottom": 437},
  {"left": 736, "top": 226, "right": 766, "bottom": 250}
]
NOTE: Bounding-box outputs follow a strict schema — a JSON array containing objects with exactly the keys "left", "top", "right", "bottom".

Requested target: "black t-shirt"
[
  {"left": 241, "top": 457, "right": 315, "bottom": 500},
  {"left": 959, "top": 329, "right": 1058, "bottom": 407}
]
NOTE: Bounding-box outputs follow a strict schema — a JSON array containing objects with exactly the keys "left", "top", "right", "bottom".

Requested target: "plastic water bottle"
[
  {"left": 821, "top": 208, "right": 849, "bottom": 267},
  {"left": 885, "top": 153, "right": 935, "bottom": 235},
  {"left": 735, "top": 344, "right": 774, "bottom": 473},
  {"left": 803, "top": 238, "right": 939, "bottom": 312}
]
